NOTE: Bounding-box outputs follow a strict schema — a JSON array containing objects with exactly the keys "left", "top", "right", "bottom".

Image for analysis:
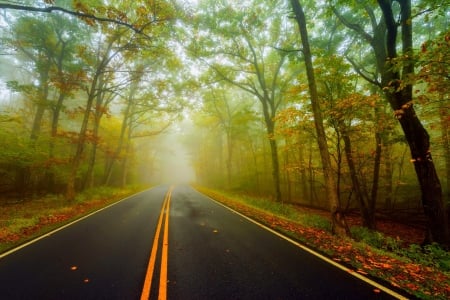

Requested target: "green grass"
[
  {"left": 197, "top": 186, "right": 450, "bottom": 299},
  {"left": 213, "top": 190, "right": 332, "bottom": 231},
  {"left": 0, "top": 185, "right": 149, "bottom": 254}
]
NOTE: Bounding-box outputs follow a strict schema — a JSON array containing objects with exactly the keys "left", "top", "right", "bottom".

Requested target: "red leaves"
[
  {"left": 198, "top": 187, "right": 450, "bottom": 299},
  {"left": 421, "top": 42, "right": 427, "bottom": 53}
]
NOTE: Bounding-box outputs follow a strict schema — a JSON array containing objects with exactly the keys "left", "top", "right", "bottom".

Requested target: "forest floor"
[
  {"left": 0, "top": 186, "right": 448, "bottom": 299},
  {"left": 294, "top": 205, "right": 426, "bottom": 246}
]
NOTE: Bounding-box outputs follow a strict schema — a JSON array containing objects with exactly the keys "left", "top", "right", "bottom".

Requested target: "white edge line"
[
  {"left": 0, "top": 188, "right": 154, "bottom": 259},
  {"left": 195, "top": 189, "right": 409, "bottom": 300}
]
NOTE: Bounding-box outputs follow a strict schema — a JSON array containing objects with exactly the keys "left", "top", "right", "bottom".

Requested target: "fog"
[{"left": 153, "top": 125, "right": 196, "bottom": 185}]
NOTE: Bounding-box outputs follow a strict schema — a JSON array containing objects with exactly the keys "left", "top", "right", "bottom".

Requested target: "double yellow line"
[{"left": 141, "top": 186, "right": 174, "bottom": 300}]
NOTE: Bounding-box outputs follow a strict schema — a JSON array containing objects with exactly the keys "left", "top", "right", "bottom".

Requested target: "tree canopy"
[{"left": 1, "top": 0, "right": 449, "bottom": 245}]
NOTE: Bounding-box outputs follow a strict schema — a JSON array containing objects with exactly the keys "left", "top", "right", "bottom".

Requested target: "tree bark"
[
  {"left": 261, "top": 100, "right": 282, "bottom": 202},
  {"left": 378, "top": 0, "right": 449, "bottom": 246},
  {"left": 290, "top": 0, "right": 349, "bottom": 236}
]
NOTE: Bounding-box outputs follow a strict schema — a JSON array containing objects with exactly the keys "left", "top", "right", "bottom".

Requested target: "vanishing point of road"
[{"left": 0, "top": 185, "right": 410, "bottom": 299}]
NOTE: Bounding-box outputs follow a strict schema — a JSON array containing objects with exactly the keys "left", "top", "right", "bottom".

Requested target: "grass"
[
  {"left": 196, "top": 186, "right": 450, "bottom": 300},
  {"left": 0, "top": 185, "right": 149, "bottom": 254},
  {"left": 2, "top": 185, "right": 449, "bottom": 299}
]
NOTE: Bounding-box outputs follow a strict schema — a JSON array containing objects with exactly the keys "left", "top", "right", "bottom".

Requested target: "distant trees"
[
  {"left": 1, "top": 0, "right": 449, "bottom": 246},
  {"left": 0, "top": 0, "right": 182, "bottom": 200},
  {"left": 188, "top": 0, "right": 298, "bottom": 202}
]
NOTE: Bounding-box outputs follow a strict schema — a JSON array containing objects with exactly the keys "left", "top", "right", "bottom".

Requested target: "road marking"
[
  {"left": 159, "top": 187, "right": 172, "bottom": 300},
  {"left": 141, "top": 186, "right": 173, "bottom": 300},
  {"left": 197, "top": 189, "right": 409, "bottom": 300},
  {"left": 0, "top": 188, "right": 154, "bottom": 259}
]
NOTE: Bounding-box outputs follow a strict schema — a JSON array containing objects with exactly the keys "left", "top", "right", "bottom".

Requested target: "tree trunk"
[
  {"left": 342, "top": 127, "right": 375, "bottom": 229},
  {"left": 290, "top": 0, "right": 349, "bottom": 236},
  {"left": 226, "top": 130, "right": 233, "bottom": 189},
  {"left": 370, "top": 121, "right": 382, "bottom": 221},
  {"left": 66, "top": 78, "right": 98, "bottom": 201},
  {"left": 261, "top": 100, "right": 282, "bottom": 202},
  {"left": 439, "top": 100, "right": 450, "bottom": 203},
  {"left": 30, "top": 67, "right": 50, "bottom": 141},
  {"left": 120, "top": 127, "right": 133, "bottom": 188},
  {"left": 84, "top": 73, "right": 105, "bottom": 190},
  {"left": 378, "top": 0, "right": 449, "bottom": 246},
  {"left": 298, "top": 142, "right": 309, "bottom": 202}
]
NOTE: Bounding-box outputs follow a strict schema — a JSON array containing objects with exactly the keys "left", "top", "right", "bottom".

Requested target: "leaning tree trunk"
[
  {"left": 378, "top": 0, "right": 449, "bottom": 246},
  {"left": 290, "top": 0, "right": 349, "bottom": 236}
]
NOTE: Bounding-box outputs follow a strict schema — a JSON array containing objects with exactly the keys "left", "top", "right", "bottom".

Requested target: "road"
[{"left": 0, "top": 185, "right": 407, "bottom": 299}]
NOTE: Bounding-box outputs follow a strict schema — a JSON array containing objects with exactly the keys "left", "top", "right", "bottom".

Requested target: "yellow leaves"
[{"left": 136, "top": 6, "right": 148, "bottom": 18}]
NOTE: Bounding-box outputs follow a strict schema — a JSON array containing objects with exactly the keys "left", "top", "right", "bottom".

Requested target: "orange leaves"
[
  {"left": 198, "top": 187, "right": 450, "bottom": 299},
  {"left": 70, "top": 265, "right": 90, "bottom": 283}
]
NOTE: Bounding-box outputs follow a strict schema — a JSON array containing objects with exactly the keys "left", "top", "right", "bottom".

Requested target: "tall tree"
[
  {"left": 190, "top": 0, "right": 297, "bottom": 201},
  {"left": 377, "top": 0, "right": 448, "bottom": 245},
  {"left": 289, "top": 0, "right": 349, "bottom": 235}
]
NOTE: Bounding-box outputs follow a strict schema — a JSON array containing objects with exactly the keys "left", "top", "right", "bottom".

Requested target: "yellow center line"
[
  {"left": 158, "top": 187, "right": 172, "bottom": 300},
  {"left": 140, "top": 186, "right": 173, "bottom": 300}
]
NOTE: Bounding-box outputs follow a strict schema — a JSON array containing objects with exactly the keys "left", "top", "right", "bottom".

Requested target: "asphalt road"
[{"left": 0, "top": 185, "right": 406, "bottom": 299}]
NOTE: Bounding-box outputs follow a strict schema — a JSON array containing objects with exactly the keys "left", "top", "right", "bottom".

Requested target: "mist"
[{"left": 153, "top": 127, "right": 196, "bottom": 185}]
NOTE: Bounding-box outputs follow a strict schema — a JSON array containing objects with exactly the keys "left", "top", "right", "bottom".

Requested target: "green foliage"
[
  {"left": 351, "top": 226, "right": 450, "bottom": 272},
  {"left": 301, "top": 214, "right": 332, "bottom": 231},
  {"left": 351, "top": 226, "right": 402, "bottom": 251},
  {"left": 402, "top": 243, "right": 450, "bottom": 272}
]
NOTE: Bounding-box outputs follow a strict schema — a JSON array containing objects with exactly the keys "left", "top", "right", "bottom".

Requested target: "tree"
[
  {"left": 290, "top": 0, "right": 349, "bottom": 236},
  {"left": 416, "top": 31, "right": 450, "bottom": 204},
  {"left": 329, "top": 0, "right": 449, "bottom": 245},
  {"left": 189, "top": 0, "right": 297, "bottom": 201},
  {"left": 377, "top": 0, "right": 448, "bottom": 246},
  {"left": 0, "top": 0, "right": 186, "bottom": 199},
  {"left": 198, "top": 87, "right": 257, "bottom": 188}
]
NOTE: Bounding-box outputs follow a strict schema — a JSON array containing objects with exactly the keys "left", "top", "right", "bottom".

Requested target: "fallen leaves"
[
  {"left": 0, "top": 188, "right": 138, "bottom": 249},
  {"left": 198, "top": 187, "right": 450, "bottom": 300}
]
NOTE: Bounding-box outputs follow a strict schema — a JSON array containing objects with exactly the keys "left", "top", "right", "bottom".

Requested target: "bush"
[
  {"left": 402, "top": 243, "right": 450, "bottom": 271},
  {"left": 350, "top": 226, "right": 402, "bottom": 251}
]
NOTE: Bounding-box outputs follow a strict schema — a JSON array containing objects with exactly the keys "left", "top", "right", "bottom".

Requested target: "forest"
[{"left": 0, "top": 0, "right": 449, "bottom": 248}]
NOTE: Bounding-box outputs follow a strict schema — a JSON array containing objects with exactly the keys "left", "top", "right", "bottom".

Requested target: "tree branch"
[
  {"left": 0, "top": 3, "right": 142, "bottom": 33},
  {"left": 345, "top": 55, "right": 381, "bottom": 87},
  {"left": 331, "top": 6, "right": 373, "bottom": 44}
]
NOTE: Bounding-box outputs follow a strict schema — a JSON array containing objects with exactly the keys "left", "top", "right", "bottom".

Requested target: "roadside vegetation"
[
  {"left": 1, "top": 184, "right": 449, "bottom": 298},
  {"left": 196, "top": 187, "right": 450, "bottom": 300},
  {"left": 0, "top": 185, "right": 148, "bottom": 254},
  {"left": 0, "top": 1, "right": 449, "bottom": 297}
]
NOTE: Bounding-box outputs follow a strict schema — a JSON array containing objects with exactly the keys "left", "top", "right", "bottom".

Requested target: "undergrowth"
[{"left": 351, "top": 226, "right": 450, "bottom": 272}]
